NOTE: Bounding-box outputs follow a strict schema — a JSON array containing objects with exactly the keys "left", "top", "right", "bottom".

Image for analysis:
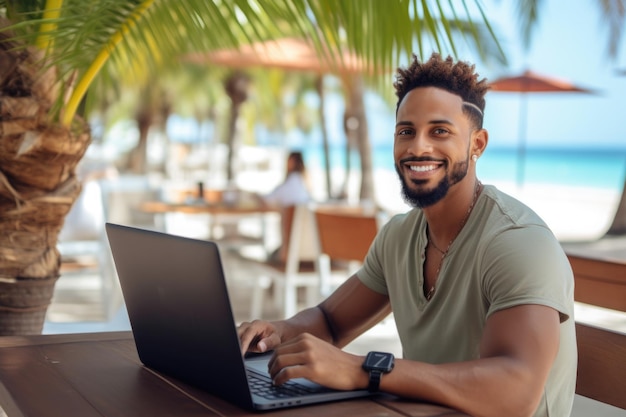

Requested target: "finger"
[
  {"left": 237, "top": 322, "right": 252, "bottom": 342},
  {"left": 267, "top": 335, "right": 311, "bottom": 370},
  {"left": 238, "top": 322, "right": 264, "bottom": 354},
  {"left": 268, "top": 349, "right": 313, "bottom": 381},
  {"left": 271, "top": 334, "right": 315, "bottom": 358},
  {"left": 273, "top": 365, "right": 308, "bottom": 386},
  {"left": 238, "top": 321, "right": 281, "bottom": 354},
  {"left": 257, "top": 333, "right": 281, "bottom": 353}
]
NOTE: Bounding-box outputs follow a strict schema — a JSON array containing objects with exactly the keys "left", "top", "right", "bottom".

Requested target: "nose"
[{"left": 404, "top": 131, "right": 434, "bottom": 157}]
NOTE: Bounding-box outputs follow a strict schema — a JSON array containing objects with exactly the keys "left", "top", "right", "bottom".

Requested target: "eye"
[
  {"left": 395, "top": 127, "right": 414, "bottom": 137},
  {"left": 432, "top": 127, "right": 450, "bottom": 136}
]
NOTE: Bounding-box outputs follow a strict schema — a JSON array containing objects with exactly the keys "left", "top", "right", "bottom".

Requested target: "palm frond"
[
  {"left": 513, "top": 0, "right": 543, "bottom": 50},
  {"left": 1, "top": 0, "right": 505, "bottom": 125},
  {"left": 597, "top": 0, "right": 626, "bottom": 57}
]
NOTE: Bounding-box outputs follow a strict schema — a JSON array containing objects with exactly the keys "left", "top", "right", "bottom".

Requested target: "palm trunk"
[
  {"left": 315, "top": 76, "right": 332, "bottom": 199},
  {"left": 127, "top": 107, "right": 152, "bottom": 174},
  {"left": 606, "top": 177, "right": 626, "bottom": 235},
  {"left": 0, "top": 32, "right": 90, "bottom": 335},
  {"left": 339, "top": 108, "right": 357, "bottom": 200},
  {"left": 344, "top": 75, "right": 374, "bottom": 201},
  {"left": 224, "top": 71, "right": 249, "bottom": 182}
]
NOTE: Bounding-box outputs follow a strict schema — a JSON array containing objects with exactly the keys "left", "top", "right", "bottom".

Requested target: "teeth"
[{"left": 409, "top": 165, "right": 437, "bottom": 172}]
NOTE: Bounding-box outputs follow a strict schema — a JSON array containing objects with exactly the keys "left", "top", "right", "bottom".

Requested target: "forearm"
[
  {"left": 382, "top": 357, "right": 543, "bottom": 417},
  {"left": 271, "top": 305, "right": 334, "bottom": 344},
  {"left": 378, "top": 305, "right": 560, "bottom": 417},
  {"left": 273, "top": 276, "right": 391, "bottom": 348}
]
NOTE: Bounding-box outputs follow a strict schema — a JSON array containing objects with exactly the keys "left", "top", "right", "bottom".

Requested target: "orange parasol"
[
  {"left": 186, "top": 38, "right": 383, "bottom": 198},
  {"left": 186, "top": 37, "right": 378, "bottom": 75},
  {"left": 489, "top": 70, "right": 594, "bottom": 186}
]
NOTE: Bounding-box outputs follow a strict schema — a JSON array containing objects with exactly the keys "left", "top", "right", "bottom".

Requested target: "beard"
[{"left": 395, "top": 156, "right": 469, "bottom": 208}]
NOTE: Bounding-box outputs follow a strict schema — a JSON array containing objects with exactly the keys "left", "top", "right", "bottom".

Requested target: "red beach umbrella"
[
  {"left": 489, "top": 70, "right": 594, "bottom": 187},
  {"left": 186, "top": 37, "right": 378, "bottom": 75},
  {"left": 186, "top": 38, "right": 383, "bottom": 199}
]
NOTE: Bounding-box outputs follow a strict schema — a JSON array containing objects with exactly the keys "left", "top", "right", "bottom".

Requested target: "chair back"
[
  {"left": 312, "top": 206, "right": 380, "bottom": 297},
  {"left": 575, "top": 322, "right": 626, "bottom": 409},
  {"left": 314, "top": 207, "right": 379, "bottom": 263},
  {"left": 281, "top": 205, "right": 320, "bottom": 269}
]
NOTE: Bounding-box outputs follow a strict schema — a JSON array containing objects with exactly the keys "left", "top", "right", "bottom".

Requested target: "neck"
[{"left": 424, "top": 178, "right": 482, "bottom": 249}]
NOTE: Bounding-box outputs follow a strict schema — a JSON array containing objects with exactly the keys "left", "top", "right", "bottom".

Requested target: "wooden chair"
[
  {"left": 567, "top": 253, "right": 626, "bottom": 312},
  {"left": 575, "top": 322, "right": 626, "bottom": 410},
  {"left": 248, "top": 204, "right": 322, "bottom": 320},
  {"left": 313, "top": 206, "right": 380, "bottom": 296}
]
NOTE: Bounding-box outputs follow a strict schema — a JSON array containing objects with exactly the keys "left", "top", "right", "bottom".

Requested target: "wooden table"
[
  {"left": 140, "top": 199, "right": 279, "bottom": 249},
  {"left": 140, "top": 200, "right": 277, "bottom": 216},
  {"left": 0, "top": 332, "right": 470, "bottom": 417}
]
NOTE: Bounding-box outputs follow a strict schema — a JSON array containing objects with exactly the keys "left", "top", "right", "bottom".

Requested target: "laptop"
[{"left": 105, "top": 223, "right": 371, "bottom": 411}]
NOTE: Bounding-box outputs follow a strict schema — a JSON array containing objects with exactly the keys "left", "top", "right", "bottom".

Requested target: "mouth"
[
  {"left": 402, "top": 160, "right": 444, "bottom": 180},
  {"left": 408, "top": 164, "right": 439, "bottom": 173}
]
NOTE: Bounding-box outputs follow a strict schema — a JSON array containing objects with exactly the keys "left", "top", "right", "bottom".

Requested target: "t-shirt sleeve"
[
  {"left": 357, "top": 217, "right": 394, "bottom": 295},
  {"left": 482, "top": 225, "right": 574, "bottom": 323}
]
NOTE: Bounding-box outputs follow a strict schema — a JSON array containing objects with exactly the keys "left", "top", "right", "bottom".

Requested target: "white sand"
[
  {"left": 204, "top": 145, "right": 621, "bottom": 243},
  {"left": 302, "top": 166, "right": 620, "bottom": 243}
]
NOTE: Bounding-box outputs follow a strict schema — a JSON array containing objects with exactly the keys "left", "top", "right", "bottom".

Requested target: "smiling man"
[{"left": 238, "top": 53, "right": 576, "bottom": 417}]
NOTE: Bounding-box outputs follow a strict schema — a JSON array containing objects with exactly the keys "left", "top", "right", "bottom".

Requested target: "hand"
[
  {"left": 268, "top": 333, "right": 367, "bottom": 391},
  {"left": 237, "top": 320, "right": 282, "bottom": 355}
]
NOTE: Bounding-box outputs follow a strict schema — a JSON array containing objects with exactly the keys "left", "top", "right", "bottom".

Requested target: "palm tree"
[
  {"left": 597, "top": 0, "right": 626, "bottom": 235},
  {"left": 0, "top": 0, "right": 503, "bottom": 335},
  {"left": 513, "top": 0, "right": 626, "bottom": 235}
]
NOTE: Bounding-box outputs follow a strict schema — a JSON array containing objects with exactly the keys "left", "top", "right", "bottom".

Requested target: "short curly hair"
[{"left": 394, "top": 53, "right": 489, "bottom": 129}]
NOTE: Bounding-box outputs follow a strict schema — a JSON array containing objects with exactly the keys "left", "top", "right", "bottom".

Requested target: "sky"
[
  {"left": 458, "top": 0, "right": 626, "bottom": 150},
  {"left": 304, "top": 1, "right": 626, "bottom": 152},
  {"left": 159, "top": 1, "right": 626, "bottom": 153}
]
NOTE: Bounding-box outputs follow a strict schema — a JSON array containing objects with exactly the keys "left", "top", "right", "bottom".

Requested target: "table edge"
[{"left": 0, "top": 331, "right": 134, "bottom": 348}]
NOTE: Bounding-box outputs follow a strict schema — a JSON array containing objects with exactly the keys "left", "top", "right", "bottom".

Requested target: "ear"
[{"left": 471, "top": 129, "right": 488, "bottom": 158}]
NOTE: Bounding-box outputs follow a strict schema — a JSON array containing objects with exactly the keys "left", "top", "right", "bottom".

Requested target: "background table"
[
  {"left": 0, "top": 332, "right": 470, "bottom": 417},
  {"left": 140, "top": 199, "right": 280, "bottom": 251}
]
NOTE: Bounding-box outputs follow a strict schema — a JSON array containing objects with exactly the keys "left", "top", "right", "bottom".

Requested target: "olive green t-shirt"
[{"left": 358, "top": 185, "right": 576, "bottom": 417}]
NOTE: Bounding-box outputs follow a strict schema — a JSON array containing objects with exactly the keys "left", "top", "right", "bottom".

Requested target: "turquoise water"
[{"left": 302, "top": 145, "right": 626, "bottom": 192}]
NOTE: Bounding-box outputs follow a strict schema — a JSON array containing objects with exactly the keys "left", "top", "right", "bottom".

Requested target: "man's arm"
[
  {"left": 379, "top": 304, "right": 560, "bottom": 417},
  {"left": 264, "top": 280, "right": 560, "bottom": 417},
  {"left": 270, "top": 303, "right": 559, "bottom": 417},
  {"left": 238, "top": 274, "right": 390, "bottom": 354}
]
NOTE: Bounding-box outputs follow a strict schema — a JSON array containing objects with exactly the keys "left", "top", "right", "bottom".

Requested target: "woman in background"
[
  {"left": 263, "top": 151, "right": 310, "bottom": 207},
  {"left": 263, "top": 151, "right": 311, "bottom": 264}
]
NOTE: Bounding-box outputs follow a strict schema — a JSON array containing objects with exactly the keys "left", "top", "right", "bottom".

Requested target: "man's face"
[{"left": 393, "top": 87, "right": 473, "bottom": 208}]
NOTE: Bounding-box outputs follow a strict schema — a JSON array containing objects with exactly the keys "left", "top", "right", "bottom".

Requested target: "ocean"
[{"left": 302, "top": 145, "right": 626, "bottom": 193}]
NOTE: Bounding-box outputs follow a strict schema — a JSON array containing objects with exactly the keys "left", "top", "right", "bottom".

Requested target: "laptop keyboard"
[{"left": 248, "top": 371, "right": 333, "bottom": 399}]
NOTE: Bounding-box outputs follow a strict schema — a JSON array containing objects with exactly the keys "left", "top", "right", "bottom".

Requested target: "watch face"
[{"left": 364, "top": 351, "right": 394, "bottom": 372}]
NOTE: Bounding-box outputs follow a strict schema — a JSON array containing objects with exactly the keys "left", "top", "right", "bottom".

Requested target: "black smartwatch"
[{"left": 362, "top": 351, "right": 395, "bottom": 392}]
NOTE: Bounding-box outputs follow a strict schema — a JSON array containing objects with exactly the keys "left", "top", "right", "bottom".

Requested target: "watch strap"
[{"left": 367, "top": 369, "right": 383, "bottom": 392}]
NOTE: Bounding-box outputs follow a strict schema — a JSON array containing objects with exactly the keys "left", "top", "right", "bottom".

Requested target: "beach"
[
  {"left": 230, "top": 143, "right": 623, "bottom": 243},
  {"left": 44, "top": 145, "right": 626, "bottom": 332},
  {"left": 42, "top": 150, "right": 626, "bottom": 417},
  {"left": 299, "top": 165, "right": 621, "bottom": 243}
]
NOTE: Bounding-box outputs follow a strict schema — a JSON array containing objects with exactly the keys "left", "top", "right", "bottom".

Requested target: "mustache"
[{"left": 399, "top": 156, "right": 445, "bottom": 165}]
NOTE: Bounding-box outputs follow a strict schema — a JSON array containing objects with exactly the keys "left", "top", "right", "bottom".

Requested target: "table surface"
[
  {"left": 140, "top": 198, "right": 381, "bottom": 216},
  {"left": 0, "top": 331, "right": 469, "bottom": 417},
  {"left": 140, "top": 199, "right": 277, "bottom": 215}
]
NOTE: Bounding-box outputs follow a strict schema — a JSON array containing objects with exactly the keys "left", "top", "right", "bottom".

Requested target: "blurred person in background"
[
  {"left": 261, "top": 151, "right": 311, "bottom": 264},
  {"left": 263, "top": 151, "right": 311, "bottom": 208}
]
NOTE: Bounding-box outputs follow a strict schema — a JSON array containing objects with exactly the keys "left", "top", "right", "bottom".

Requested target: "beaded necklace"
[{"left": 425, "top": 180, "right": 482, "bottom": 301}]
